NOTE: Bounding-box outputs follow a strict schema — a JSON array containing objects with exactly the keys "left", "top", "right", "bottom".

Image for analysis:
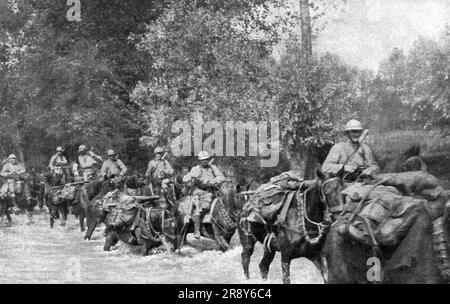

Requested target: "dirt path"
[{"left": 0, "top": 210, "right": 323, "bottom": 284}]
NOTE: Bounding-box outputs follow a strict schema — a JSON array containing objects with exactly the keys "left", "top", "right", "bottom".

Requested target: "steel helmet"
[
  {"left": 154, "top": 147, "right": 164, "bottom": 154},
  {"left": 198, "top": 151, "right": 211, "bottom": 161},
  {"left": 344, "top": 119, "right": 363, "bottom": 132},
  {"left": 107, "top": 149, "right": 117, "bottom": 156},
  {"left": 78, "top": 145, "right": 87, "bottom": 152},
  {"left": 56, "top": 146, "right": 63, "bottom": 152},
  {"left": 8, "top": 154, "right": 16, "bottom": 159}
]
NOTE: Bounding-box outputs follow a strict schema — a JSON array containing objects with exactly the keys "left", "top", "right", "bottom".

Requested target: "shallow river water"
[{"left": 0, "top": 210, "right": 323, "bottom": 284}]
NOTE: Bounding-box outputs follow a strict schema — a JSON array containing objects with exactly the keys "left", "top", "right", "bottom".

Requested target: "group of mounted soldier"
[
  {"left": 0, "top": 140, "right": 228, "bottom": 243},
  {"left": 1, "top": 119, "right": 449, "bottom": 284}
]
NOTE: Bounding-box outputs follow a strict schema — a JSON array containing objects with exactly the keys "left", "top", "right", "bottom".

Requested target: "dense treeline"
[{"left": 0, "top": 0, "right": 448, "bottom": 182}]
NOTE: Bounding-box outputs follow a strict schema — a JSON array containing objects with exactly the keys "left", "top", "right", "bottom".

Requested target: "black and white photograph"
[{"left": 0, "top": 0, "right": 449, "bottom": 285}]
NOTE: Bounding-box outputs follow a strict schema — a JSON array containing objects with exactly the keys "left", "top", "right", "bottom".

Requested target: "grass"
[{"left": 364, "top": 130, "right": 450, "bottom": 182}]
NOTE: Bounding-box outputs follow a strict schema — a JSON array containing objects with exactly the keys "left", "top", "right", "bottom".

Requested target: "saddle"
[
  {"left": 242, "top": 171, "right": 304, "bottom": 226},
  {"left": 338, "top": 172, "right": 448, "bottom": 249}
]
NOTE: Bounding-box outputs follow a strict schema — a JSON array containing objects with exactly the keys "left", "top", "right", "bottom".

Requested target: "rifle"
[
  {"left": 52, "top": 180, "right": 86, "bottom": 190},
  {"left": 358, "top": 129, "right": 369, "bottom": 145},
  {"left": 133, "top": 195, "right": 160, "bottom": 204}
]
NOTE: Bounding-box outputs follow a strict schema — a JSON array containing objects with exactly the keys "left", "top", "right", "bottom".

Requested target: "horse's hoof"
[{"left": 103, "top": 247, "right": 110, "bottom": 251}]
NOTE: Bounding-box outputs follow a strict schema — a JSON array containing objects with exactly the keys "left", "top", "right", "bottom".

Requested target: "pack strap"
[{"left": 276, "top": 189, "right": 298, "bottom": 225}]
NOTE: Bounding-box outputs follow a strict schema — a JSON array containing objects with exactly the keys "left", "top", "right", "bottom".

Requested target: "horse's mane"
[
  {"left": 124, "top": 175, "right": 146, "bottom": 189},
  {"left": 404, "top": 143, "right": 421, "bottom": 159}
]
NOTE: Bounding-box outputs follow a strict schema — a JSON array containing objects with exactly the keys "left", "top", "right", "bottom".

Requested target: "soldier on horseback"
[
  {"left": 0, "top": 154, "right": 28, "bottom": 207},
  {"left": 49, "top": 146, "right": 70, "bottom": 185},
  {"left": 78, "top": 145, "right": 103, "bottom": 181},
  {"left": 145, "top": 147, "right": 175, "bottom": 203},
  {"left": 322, "top": 119, "right": 380, "bottom": 181},
  {"left": 100, "top": 149, "right": 127, "bottom": 181},
  {"left": 182, "top": 151, "right": 225, "bottom": 239}
]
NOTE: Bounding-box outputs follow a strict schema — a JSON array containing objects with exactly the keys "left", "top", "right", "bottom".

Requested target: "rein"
[
  {"left": 212, "top": 198, "right": 237, "bottom": 234},
  {"left": 276, "top": 181, "right": 331, "bottom": 245},
  {"left": 145, "top": 208, "right": 177, "bottom": 242}
]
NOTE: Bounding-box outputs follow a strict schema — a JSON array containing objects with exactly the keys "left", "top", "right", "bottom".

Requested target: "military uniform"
[
  {"left": 322, "top": 140, "right": 380, "bottom": 177},
  {"left": 0, "top": 161, "right": 26, "bottom": 198},
  {"left": 182, "top": 164, "right": 225, "bottom": 213},
  {"left": 100, "top": 159, "right": 127, "bottom": 179},
  {"left": 49, "top": 153, "right": 69, "bottom": 184},
  {"left": 78, "top": 153, "right": 103, "bottom": 181},
  {"left": 146, "top": 159, "right": 174, "bottom": 182}
]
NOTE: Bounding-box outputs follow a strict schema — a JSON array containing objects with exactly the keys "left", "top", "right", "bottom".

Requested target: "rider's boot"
[{"left": 193, "top": 215, "right": 201, "bottom": 239}]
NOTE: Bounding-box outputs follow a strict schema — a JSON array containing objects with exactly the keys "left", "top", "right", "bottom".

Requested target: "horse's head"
[
  {"left": 235, "top": 183, "right": 253, "bottom": 212},
  {"left": 316, "top": 168, "right": 345, "bottom": 220},
  {"left": 43, "top": 171, "right": 54, "bottom": 185},
  {"left": 218, "top": 180, "right": 239, "bottom": 211},
  {"left": 101, "top": 177, "right": 124, "bottom": 193},
  {"left": 124, "top": 175, "right": 146, "bottom": 189}
]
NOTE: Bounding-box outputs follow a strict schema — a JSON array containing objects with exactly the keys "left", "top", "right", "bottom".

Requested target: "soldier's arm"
[
  {"left": 18, "top": 164, "right": 26, "bottom": 174},
  {"left": 118, "top": 160, "right": 127, "bottom": 176},
  {"left": 322, "top": 144, "right": 346, "bottom": 175},
  {"left": 182, "top": 166, "right": 198, "bottom": 183},
  {"left": 164, "top": 160, "right": 175, "bottom": 175},
  {"left": 89, "top": 151, "right": 103, "bottom": 163},
  {"left": 363, "top": 145, "right": 380, "bottom": 176},
  {"left": 211, "top": 165, "right": 226, "bottom": 184},
  {"left": 49, "top": 155, "right": 56, "bottom": 170},
  {"left": 100, "top": 162, "right": 108, "bottom": 178},
  {"left": 0, "top": 165, "right": 9, "bottom": 177},
  {"left": 145, "top": 161, "right": 154, "bottom": 178},
  {"left": 78, "top": 156, "right": 86, "bottom": 169},
  {"left": 61, "top": 156, "right": 68, "bottom": 165}
]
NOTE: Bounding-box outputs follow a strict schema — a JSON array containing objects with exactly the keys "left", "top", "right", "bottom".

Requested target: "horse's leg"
[
  {"left": 142, "top": 241, "right": 153, "bottom": 256},
  {"left": 49, "top": 206, "right": 55, "bottom": 228},
  {"left": 84, "top": 219, "right": 97, "bottom": 240},
  {"left": 26, "top": 204, "right": 34, "bottom": 224},
  {"left": 60, "top": 204, "right": 68, "bottom": 227},
  {"left": 212, "top": 223, "right": 231, "bottom": 252},
  {"left": 79, "top": 213, "right": 85, "bottom": 232},
  {"left": 237, "top": 227, "right": 256, "bottom": 280},
  {"left": 312, "top": 253, "right": 328, "bottom": 284},
  {"left": 5, "top": 207, "right": 12, "bottom": 224},
  {"left": 104, "top": 231, "right": 118, "bottom": 251},
  {"left": 281, "top": 252, "right": 292, "bottom": 284},
  {"left": 324, "top": 229, "right": 352, "bottom": 284},
  {"left": 259, "top": 248, "right": 276, "bottom": 280}
]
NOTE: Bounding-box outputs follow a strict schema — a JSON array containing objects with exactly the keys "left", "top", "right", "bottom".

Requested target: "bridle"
[{"left": 319, "top": 177, "right": 345, "bottom": 215}]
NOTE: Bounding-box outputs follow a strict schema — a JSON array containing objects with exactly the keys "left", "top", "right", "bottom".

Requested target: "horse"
[
  {"left": 0, "top": 174, "right": 38, "bottom": 225},
  {"left": 174, "top": 181, "right": 240, "bottom": 252},
  {"left": 102, "top": 202, "right": 178, "bottom": 256},
  {"left": 45, "top": 171, "right": 106, "bottom": 231},
  {"left": 323, "top": 173, "right": 449, "bottom": 284},
  {"left": 84, "top": 176, "right": 134, "bottom": 240},
  {"left": 27, "top": 171, "right": 47, "bottom": 211},
  {"left": 237, "top": 169, "right": 344, "bottom": 284}
]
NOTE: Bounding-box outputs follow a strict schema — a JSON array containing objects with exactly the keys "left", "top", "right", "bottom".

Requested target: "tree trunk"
[
  {"left": 15, "top": 127, "right": 25, "bottom": 164},
  {"left": 294, "top": 0, "right": 317, "bottom": 179},
  {"left": 299, "top": 0, "right": 312, "bottom": 59},
  {"left": 285, "top": 141, "right": 306, "bottom": 178}
]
